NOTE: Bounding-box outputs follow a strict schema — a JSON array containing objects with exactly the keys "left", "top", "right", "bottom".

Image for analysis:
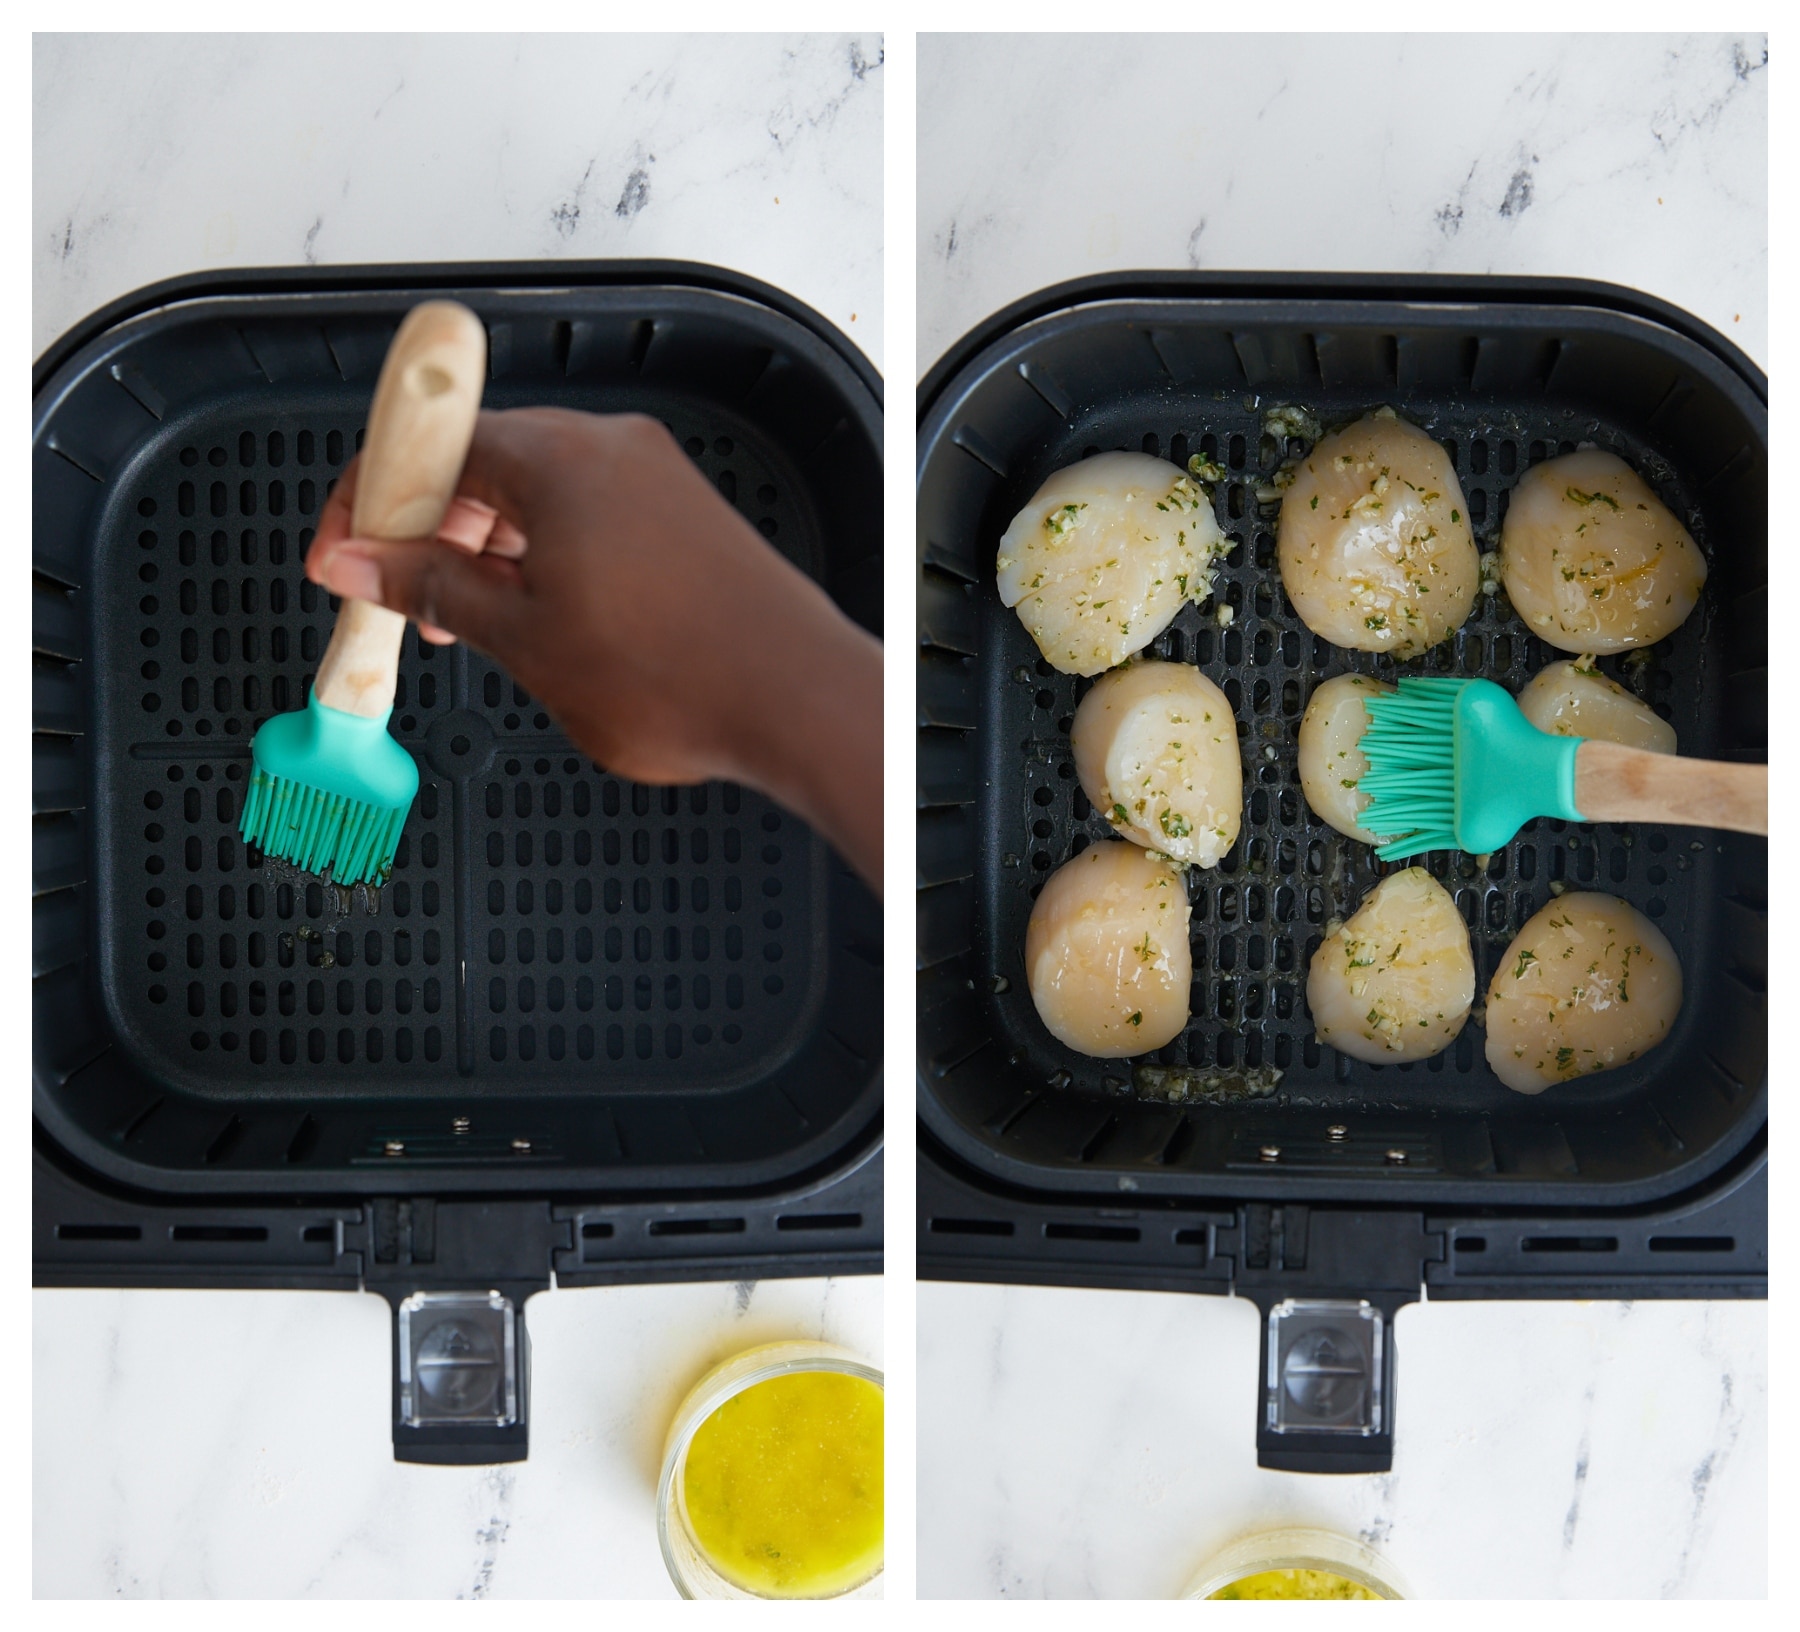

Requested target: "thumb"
[{"left": 312, "top": 536, "right": 526, "bottom": 657}]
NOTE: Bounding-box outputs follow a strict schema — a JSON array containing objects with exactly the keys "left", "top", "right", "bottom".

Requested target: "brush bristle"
[
  {"left": 1357, "top": 677, "right": 1470, "bottom": 859},
  {"left": 240, "top": 769, "right": 406, "bottom": 885}
]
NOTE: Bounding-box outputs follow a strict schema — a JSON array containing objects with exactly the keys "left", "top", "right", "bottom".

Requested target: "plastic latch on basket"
[
  {"left": 1264, "top": 1299, "right": 1384, "bottom": 1437},
  {"left": 397, "top": 1290, "right": 520, "bottom": 1429}
]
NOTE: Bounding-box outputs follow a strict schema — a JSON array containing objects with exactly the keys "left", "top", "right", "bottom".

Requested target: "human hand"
[{"left": 305, "top": 407, "right": 882, "bottom": 891}]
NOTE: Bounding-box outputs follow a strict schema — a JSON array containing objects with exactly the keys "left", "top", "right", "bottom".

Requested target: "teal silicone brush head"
[
  {"left": 1357, "top": 676, "right": 1583, "bottom": 860},
  {"left": 239, "top": 692, "right": 419, "bottom": 885}
]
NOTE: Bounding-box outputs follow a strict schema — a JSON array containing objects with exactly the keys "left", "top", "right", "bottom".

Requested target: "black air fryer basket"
[
  {"left": 35, "top": 260, "right": 882, "bottom": 1464},
  {"left": 916, "top": 272, "right": 1764, "bottom": 1473}
]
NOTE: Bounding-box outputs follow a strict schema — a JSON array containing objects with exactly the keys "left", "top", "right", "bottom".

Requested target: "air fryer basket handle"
[
  {"left": 378, "top": 1281, "right": 540, "bottom": 1465},
  {"left": 1250, "top": 1291, "right": 1404, "bottom": 1474},
  {"left": 1223, "top": 1204, "right": 1435, "bottom": 1473}
]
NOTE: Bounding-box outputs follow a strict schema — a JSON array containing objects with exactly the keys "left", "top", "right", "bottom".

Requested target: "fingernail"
[{"left": 321, "top": 550, "right": 383, "bottom": 604}]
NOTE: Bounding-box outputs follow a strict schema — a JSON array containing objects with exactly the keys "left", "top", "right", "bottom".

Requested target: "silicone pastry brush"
[
  {"left": 239, "top": 301, "right": 486, "bottom": 884},
  {"left": 1356, "top": 675, "right": 1767, "bottom": 861}
]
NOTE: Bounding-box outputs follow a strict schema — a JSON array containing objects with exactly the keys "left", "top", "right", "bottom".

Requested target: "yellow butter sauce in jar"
[
  {"left": 682, "top": 1368, "right": 883, "bottom": 1597},
  {"left": 659, "top": 1341, "right": 884, "bottom": 1599},
  {"left": 1210, "top": 1568, "right": 1382, "bottom": 1599},
  {"left": 1183, "top": 1528, "right": 1404, "bottom": 1600}
]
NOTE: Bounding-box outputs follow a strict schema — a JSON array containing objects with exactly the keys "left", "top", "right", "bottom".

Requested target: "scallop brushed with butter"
[
  {"left": 1072, "top": 661, "right": 1241, "bottom": 868},
  {"left": 1297, "top": 672, "right": 1395, "bottom": 845},
  {"left": 1518, "top": 659, "right": 1676, "bottom": 755},
  {"left": 1024, "top": 842, "right": 1191, "bottom": 1057},
  {"left": 1306, "top": 868, "right": 1474, "bottom": 1064},
  {"left": 996, "top": 452, "right": 1226, "bottom": 676},
  {"left": 1499, "top": 449, "right": 1705, "bottom": 654},
  {"left": 1485, "top": 893, "right": 1682, "bottom": 1093},
  {"left": 1278, "top": 411, "right": 1478, "bottom": 658}
]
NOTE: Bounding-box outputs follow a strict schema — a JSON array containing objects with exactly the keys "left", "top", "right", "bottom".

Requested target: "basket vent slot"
[
  {"left": 648, "top": 1216, "right": 745, "bottom": 1237},
  {"left": 1043, "top": 1222, "right": 1140, "bottom": 1243},
  {"left": 775, "top": 1212, "right": 863, "bottom": 1232},
  {"left": 1647, "top": 1235, "right": 1735, "bottom": 1253}
]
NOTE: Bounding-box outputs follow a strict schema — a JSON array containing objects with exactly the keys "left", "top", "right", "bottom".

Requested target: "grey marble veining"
[
  {"left": 36, "top": 1278, "right": 882, "bottom": 1598},
  {"left": 32, "top": 30, "right": 883, "bottom": 1602},
  {"left": 919, "top": 1288, "right": 1765, "bottom": 1599},
  {"left": 916, "top": 29, "right": 1764, "bottom": 1601},
  {"left": 34, "top": 32, "right": 882, "bottom": 368},
  {"left": 918, "top": 32, "right": 1765, "bottom": 378}
]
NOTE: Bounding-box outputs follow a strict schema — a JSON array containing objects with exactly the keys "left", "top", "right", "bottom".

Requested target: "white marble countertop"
[
  {"left": 36, "top": 1278, "right": 882, "bottom": 1598},
  {"left": 916, "top": 30, "right": 1766, "bottom": 1600},
  {"left": 32, "top": 30, "right": 883, "bottom": 1601},
  {"left": 919, "top": 1287, "right": 1763, "bottom": 1599},
  {"left": 919, "top": 32, "right": 1765, "bottom": 380},
  {"left": 34, "top": 31, "right": 883, "bottom": 371}
]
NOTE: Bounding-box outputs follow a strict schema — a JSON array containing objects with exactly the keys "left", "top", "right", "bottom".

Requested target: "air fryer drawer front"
[
  {"left": 917, "top": 277, "right": 1765, "bottom": 1213},
  {"left": 918, "top": 1126, "right": 1764, "bottom": 1473},
  {"left": 36, "top": 260, "right": 884, "bottom": 1468}
]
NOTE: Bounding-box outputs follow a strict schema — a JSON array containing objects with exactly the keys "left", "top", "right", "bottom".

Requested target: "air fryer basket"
[
  {"left": 35, "top": 261, "right": 882, "bottom": 1462},
  {"left": 916, "top": 273, "right": 1764, "bottom": 1471},
  {"left": 38, "top": 273, "right": 881, "bottom": 1194}
]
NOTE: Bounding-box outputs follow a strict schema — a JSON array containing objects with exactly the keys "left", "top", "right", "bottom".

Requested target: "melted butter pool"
[
  {"left": 681, "top": 1369, "right": 883, "bottom": 1598},
  {"left": 1211, "top": 1568, "right": 1382, "bottom": 1599}
]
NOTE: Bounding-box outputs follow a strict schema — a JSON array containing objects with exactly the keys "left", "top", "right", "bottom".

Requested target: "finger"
[
  {"left": 308, "top": 412, "right": 550, "bottom": 586},
  {"left": 309, "top": 457, "right": 359, "bottom": 555},
  {"left": 313, "top": 537, "right": 526, "bottom": 655},
  {"left": 486, "top": 514, "right": 529, "bottom": 558},
  {"left": 445, "top": 406, "right": 596, "bottom": 532},
  {"left": 417, "top": 621, "right": 459, "bottom": 646},
  {"left": 310, "top": 499, "right": 501, "bottom": 587},
  {"left": 437, "top": 495, "right": 500, "bottom": 554}
]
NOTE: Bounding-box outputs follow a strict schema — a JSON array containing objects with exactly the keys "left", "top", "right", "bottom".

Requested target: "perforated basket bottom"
[
  {"left": 100, "top": 401, "right": 826, "bottom": 1099},
  {"left": 980, "top": 399, "right": 1721, "bottom": 1119}
]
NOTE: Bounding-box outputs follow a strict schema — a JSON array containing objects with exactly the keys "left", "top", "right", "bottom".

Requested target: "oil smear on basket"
[
  {"left": 1211, "top": 1568, "right": 1382, "bottom": 1600},
  {"left": 260, "top": 853, "right": 381, "bottom": 970},
  {"left": 1133, "top": 1064, "right": 1283, "bottom": 1104},
  {"left": 681, "top": 1370, "right": 883, "bottom": 1598}
]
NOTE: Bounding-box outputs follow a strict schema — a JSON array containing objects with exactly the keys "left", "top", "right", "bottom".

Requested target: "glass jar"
[
  {"left": 657, "top": 1339, "right": 884, "bottom": 1599},
  {"left": 1182, "top": 1527, "right": 1407, "bottom": 1599}
]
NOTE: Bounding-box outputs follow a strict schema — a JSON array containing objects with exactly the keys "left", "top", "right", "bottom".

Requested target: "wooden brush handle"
[
  {"left": 312, "top": 301, "right": 487, "bottom": 716},
  {"left": 1576, "top": 740, "right": 1767, "bottom": 835}
]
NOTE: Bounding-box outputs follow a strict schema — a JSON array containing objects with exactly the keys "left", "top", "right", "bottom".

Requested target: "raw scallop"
[
  {"left": 1306, "top": 868, "right": 1474, "bottom": 1063},
  {"left": 1498, "top": 450, "right": 1706, "bottom": 654},
  {"left": 1278, "top": 411, "right": 1478, "bottom": 658},
  {"left": 1071, "top": 661, "right": 1242, "bottom": 868},
  {"left": 1517, "top": 659, "right": 1676, "bottom": 755},
  {"left": 1484, "top": 893, "right": 1681, "bottom": 1093},
  {"left": 1024, "top": 842, "right": 1191, "bottom": 1057},
  {"left": 996, "top": 452, "right": 1226, "bottom": 676},
  {"left": 1297, "top": 672, "right": 1395, "bottom": 845}
]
